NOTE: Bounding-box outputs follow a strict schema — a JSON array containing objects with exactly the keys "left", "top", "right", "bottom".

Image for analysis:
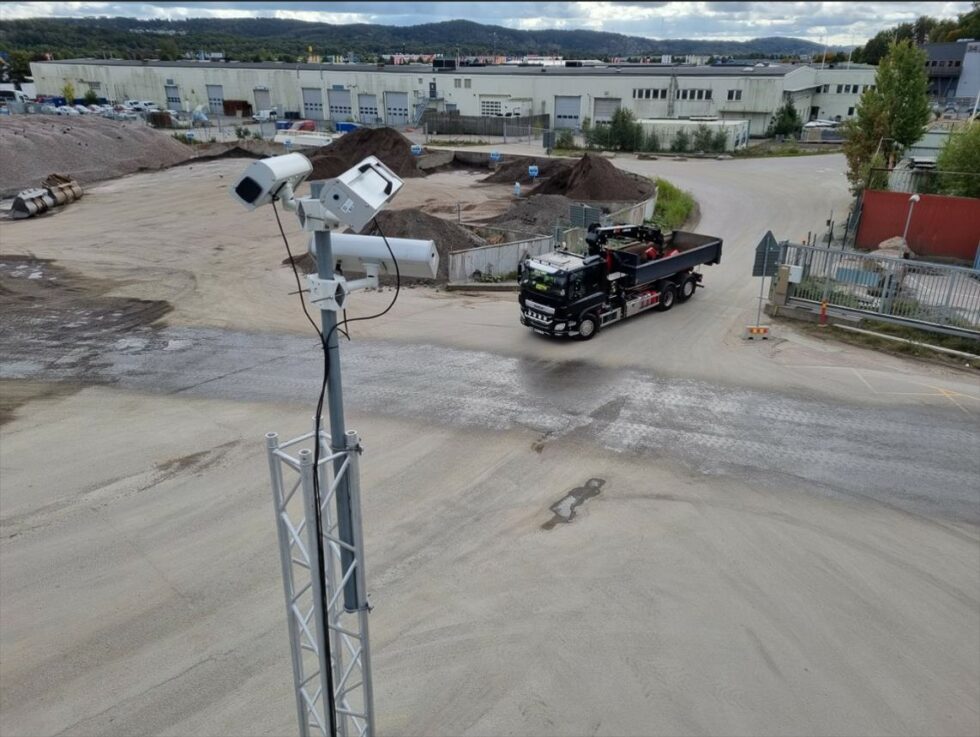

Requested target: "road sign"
[
  {"left": 185, "top": 131, "right": 195, "bottom": 140},
  {"left": 489, "top": 150, "right": 502, "bottom": 161},
  {"left": 411, "top": 143, "right": 423, "bottom": 155},
  {"left": 753, "top": 230, "right": 782, "bottom": 277},
  {"left": 528, "top": 164, "right": 539, "bottom": 178}
]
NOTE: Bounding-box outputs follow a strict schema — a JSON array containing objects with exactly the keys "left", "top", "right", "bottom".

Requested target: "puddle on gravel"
[{"left": 541, "top": 478, "right": 605, "bottom": 530}]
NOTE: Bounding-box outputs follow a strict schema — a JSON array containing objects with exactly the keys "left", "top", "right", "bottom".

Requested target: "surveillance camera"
[
  {"left": 229, "top": 153, "right": 313, "bottom": 210},
  {"left": 317, "top": 156, "right": 404, "bottom": 231},
  {"left": 310, "top": 233, "right": 439, "bottom": 280}
]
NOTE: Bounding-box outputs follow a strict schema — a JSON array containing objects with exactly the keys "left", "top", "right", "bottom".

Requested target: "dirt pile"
[
  {"left": 482, "top": 156, "right": 573, "bottom": 184},
  {"left": 486, "top": 194, "right": 575, "bottom": 234},
  {"left": 0, "top": 116, "right": 195, "bottom": 196},
  {"left": 535, "top": 153, "right": 655, "bottom": 201},
  {"left": 358, "top": 208, "right": 486, "bottom": 281},
  {"left": 308, "top": 127, "right": 424, "bottom": 180}
]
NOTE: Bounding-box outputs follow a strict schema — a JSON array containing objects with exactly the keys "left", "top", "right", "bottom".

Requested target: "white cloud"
[{"left": 0, "top": 1, "right": 972, "bottom": 44}]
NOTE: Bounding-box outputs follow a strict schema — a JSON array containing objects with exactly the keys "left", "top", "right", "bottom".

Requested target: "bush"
[
  {"left": 83, "top": 88, "right": 98, "bottom": 105},
  {"left": 936, "top": 121, "right": 980, "bottom": 198},
  {"left": 651, "top": 177, "right": 695, "bottom": 230},
  {"left": 234, "top": 125, "right": 248, "bottom": 140},
  {"left": 670, "top": 130, "right": 691, "bottom": 153},
  {"left": 767, "top": 101, "right": 803, "bottom": 137},
  {"left": 641, "top": 129, "right": 660, "bottom": 152},
  {"left": 555, "top": 129, "right": 576, "bottom": 149},
  {"left": 710, "top": 129, "right": 728, "bottom": 152},
  {"left": 692, "top": 124, "right": 713, "bottom": 152}
]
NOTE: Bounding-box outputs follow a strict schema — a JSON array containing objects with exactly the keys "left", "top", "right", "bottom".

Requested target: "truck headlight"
[{"left": 555, "top": 322, "right": 566, "bottom": 331}]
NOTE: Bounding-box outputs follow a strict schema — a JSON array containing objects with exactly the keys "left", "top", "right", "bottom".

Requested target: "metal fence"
[
  {"left": 781, "top": 243, "right": 980, "bottom": 336},
  {"left": 449, "top": 234, "right": 553, "bottom": 282}
]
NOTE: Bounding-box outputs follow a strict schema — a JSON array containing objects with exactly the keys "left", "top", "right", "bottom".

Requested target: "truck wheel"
[
  {"left": 576, "top": 313, "right": 600, "bottom": 340},
  {"left": 677, "top": 275, "right": 697, "bottom": 302},
  {"left": 658, "top": 284, "right": 676, "bottom": 311}
]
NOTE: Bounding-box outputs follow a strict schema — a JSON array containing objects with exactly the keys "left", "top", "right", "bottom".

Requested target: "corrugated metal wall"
[{"left": 856, "top": 190, "right": 980, "bottom": 263}]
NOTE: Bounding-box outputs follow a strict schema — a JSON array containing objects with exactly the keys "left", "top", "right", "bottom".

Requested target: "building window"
[
  {"left": 822, "top": 84, "right": 830, "bottom": 93},
  {"left": 836, "top": 84, "right": 843, "bottom": 93},
  {"left": 847, "top": 107, "right": 855, "bottom": 116},
  {"left": 727, "top": 89, "right": 742, "bottom": 101},
  {"left": 454, "top": 78, "right": 461, "bottom": 88},
  {"left": 464, "top": 79, "right": 471, "bottom": 88},
  {"left": 954, "top": 60, "right": 961, "bottom": 67},
  {"left": 705, "top": 89, "right": 712, "bottom": 100}
]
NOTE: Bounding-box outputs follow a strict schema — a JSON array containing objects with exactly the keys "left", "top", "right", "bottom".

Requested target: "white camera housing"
[
  {"left": 317, "top": 156, "right": 403, "bottom": 232},
  {"left": 229, "top": 153, "right": 313, "bottom": 210},
  {"left": 310, "top": 233, "right": 439, "bottom": 280}
]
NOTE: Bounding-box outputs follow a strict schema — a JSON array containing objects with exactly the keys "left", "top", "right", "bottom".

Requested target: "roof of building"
[
  {"left": 924, "top": 42, "right": 970, "bottom": 61},
  {"left": 34, "top": 57, "right": 819, "bottom": 78}
]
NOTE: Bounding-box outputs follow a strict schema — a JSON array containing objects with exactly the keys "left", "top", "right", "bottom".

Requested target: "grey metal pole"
[
  {"left": 756, "top": 243, "right": 768, "bottom": 327},
  {"left": 345, "top": 430, "right": 375, "bottom": 732},
  {"left": 312, "top": 227, "right": 359, "bottom": 612}
]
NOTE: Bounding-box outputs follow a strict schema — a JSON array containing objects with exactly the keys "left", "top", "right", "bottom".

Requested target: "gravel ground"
[{"left": 0, "top": 115, "right": 195, "bottom": 196}]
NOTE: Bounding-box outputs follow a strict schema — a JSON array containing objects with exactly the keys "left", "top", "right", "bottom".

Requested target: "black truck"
[{"left": 519, "top": 224, "right": 723, "bottom": 340}]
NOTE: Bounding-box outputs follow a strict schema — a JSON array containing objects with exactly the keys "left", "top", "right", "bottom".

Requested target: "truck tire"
[
  {"left": 658, "top": 284, "right": 676, "bottom": 311},
  {"left": 677, "top": 274, "right": 697, "bottom": 302},
  {"left": 576, "top": 313, "right": 600, "bottom": 340}
]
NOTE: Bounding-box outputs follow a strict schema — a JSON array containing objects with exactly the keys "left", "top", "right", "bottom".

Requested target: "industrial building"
[{"left": 31, "top": 58, "right": 877, "bottom": 136}]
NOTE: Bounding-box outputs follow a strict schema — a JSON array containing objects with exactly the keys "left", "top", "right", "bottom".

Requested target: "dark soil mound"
[
  {"left": 482, "top": 156, "right": 573, "bottom": 184},
  {"left": 486, "top": 194, "right": 575, "bottom": 234},
  {"left": 308, "top": 127, "right": 424, "bottom": 180},
  {"left": 535, "top": 153, "right": 654, "bottom": 201},
  {"left": 360, "top": 208, "right": 486, "bottom": 281}
]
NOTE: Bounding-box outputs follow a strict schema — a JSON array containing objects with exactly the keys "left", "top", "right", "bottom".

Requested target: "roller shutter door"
[
  {"left": 206, "top": 84, "right": 224, "bottom": 115},
  {"left": 253, "top": 88, "right": 271, "bottom": 111},
  {"left": 593, "top": 97, "right": 621, "bottom": 123},
  {"left": 384, "top": 91, "right": 409, "bottom": 125},
  {"left": 358, "top": 94, "right": 379, "bottom": 123},
  {"left": 302, "top": 87, "right": 324, "bottom": 119},
  {"left": 164, "top": 85, "right": 181, "bottom": 111},
  {"left": 328, "top": 88, "right": 352, "bottom": 120},
  {"left": 554, "top": 95, "right": 581, "bottom": 128}
]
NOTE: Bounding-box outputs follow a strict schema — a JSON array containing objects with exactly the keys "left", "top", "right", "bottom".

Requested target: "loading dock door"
[
  {"left": 253, "top": 88, "right": 271, "bottom": 111},
  {"left": 593, "top": 97, "right": 621, "bottom": 123},
  {"left": 358, "top": 93, "right": 379, "bottom": 123},
  {"left": 206, "top": 84, "right": 224, "bottom": 115},
  {"left": 164, "top": 85, "right": 181, "bottom": 111},
  {"left": 384, "top": 91, "right": 409, "bottom": 125},
  {"left": 554, "top": 95, "right": 581, "bottom": 128},
  {"left": 328, "top": 88, "right": 352, "bottom": 120},
  {"left": 302, "top": 87, "right": 324, "bottom": 120}
]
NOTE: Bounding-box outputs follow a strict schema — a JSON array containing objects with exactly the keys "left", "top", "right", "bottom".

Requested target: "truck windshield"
[{"left": 523, "top": 267, "right": 566, "bottom": 298}]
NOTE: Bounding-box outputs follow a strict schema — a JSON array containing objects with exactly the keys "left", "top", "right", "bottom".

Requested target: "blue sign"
[
  {"left": 283, "top": 139, "right": 292, "bottom": 150},
  {"left": 185, "top": 131, "right": 195, "bottom": 140},
  {"left": 528, "top": 165, "right": 539, "bottom": 178},
  {"left": 411, "top": 143, "right": 423, "bottom": 155},
  {"left": 489, "top": 151, "right": 502, "bottom": 161}
]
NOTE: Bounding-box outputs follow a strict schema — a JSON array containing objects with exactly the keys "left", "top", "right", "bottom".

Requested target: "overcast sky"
[{"left": 1, "top": 2, "right": 972, "bottom": 45}]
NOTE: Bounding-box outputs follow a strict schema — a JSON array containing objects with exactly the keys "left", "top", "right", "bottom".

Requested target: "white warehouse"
[{"left": 31, "top": 59, "right": 876, "bottom": 136}]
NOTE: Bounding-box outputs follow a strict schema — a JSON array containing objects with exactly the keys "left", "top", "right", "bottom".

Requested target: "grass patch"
[
  {"left": 651, "top": 177, "right": 695, "bottom": 230},
  {"left": 858, "top": 320, "right": 980, "bottom": 354},
  {"left": 733, "top": 143, "right": 843, "bottom": 158},
  {"left": 427, "top": 138, "right": 492, "bottom": 147}
]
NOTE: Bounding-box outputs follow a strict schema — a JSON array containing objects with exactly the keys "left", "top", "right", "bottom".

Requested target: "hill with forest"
[{"left": 0, "top": 17, "right": 837, "bottom": 69}]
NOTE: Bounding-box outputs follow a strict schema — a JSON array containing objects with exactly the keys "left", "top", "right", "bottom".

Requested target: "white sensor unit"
[
  {"left": 317, "top": 156, "right": 404, "bottom": 232},
  {"left": 310, "top": 233, "right": 439, "bottom": 280},
  {"left": 229, "top": 153, "right": 313, "bottom": 210}
]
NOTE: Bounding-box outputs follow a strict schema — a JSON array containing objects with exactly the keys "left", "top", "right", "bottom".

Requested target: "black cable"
[{"left": 273, "top": 204, "right": 400, "bottom": 737}]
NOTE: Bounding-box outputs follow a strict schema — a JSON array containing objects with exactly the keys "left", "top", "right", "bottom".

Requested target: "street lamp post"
[{"left": 902, "top": 193, "right": 921, "bottom": 244}]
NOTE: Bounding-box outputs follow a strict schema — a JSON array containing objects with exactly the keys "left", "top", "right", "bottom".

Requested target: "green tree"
[
  {"left": 641, "top": 129, "right": 660, "bottom": 152},
  {"left": 671, "top": 129, "right": 690, "bottom": 153},
  {"left": 158, "top": 37, "right": 180, "bottom": 61},
  {"left": 936, "top": 122, "right": 980, "bottom": 198},
  {"left": 83, "top": 88, "right": 98, "bottom": 104},
  {"left": 767, "top": 101, "right": 802, "bottom": 137},
  {"left": 692, "top": 124, "right": 713, "bottom": 151},
  {"left": 61, "top": 80, "right": 75, "bottom": 102},
  {"left": 710, "top": 129, "right": 728, "bottom": 152},
  {"left": 555, "top": 129, "right": 576, "bottom": 149},
  {"left": 842, "top": 40, "right": 929, "bottom": 192},
  {"left": 608, "top": 107, "right": 644, "bottom": 151}
]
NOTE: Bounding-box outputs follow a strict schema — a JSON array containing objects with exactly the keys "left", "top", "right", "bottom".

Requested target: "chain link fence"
[{"left": 781, "top": 243, "right": 980, "bottom": 336}]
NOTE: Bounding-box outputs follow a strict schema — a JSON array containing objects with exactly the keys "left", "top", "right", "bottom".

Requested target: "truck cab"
[{"left": 519, "top": 251, "right": 609, "bottom": 338}]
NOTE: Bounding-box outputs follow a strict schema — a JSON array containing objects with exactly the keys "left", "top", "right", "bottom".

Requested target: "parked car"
[
  {"left": 56, "top": 105, "right": 80, "bottom": 116},
  {"left": 252, "top": 109, "right": 278, "bottom": 122},
  {"left": 73, "top": 104, "right": 91, "bottom": 114}
]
